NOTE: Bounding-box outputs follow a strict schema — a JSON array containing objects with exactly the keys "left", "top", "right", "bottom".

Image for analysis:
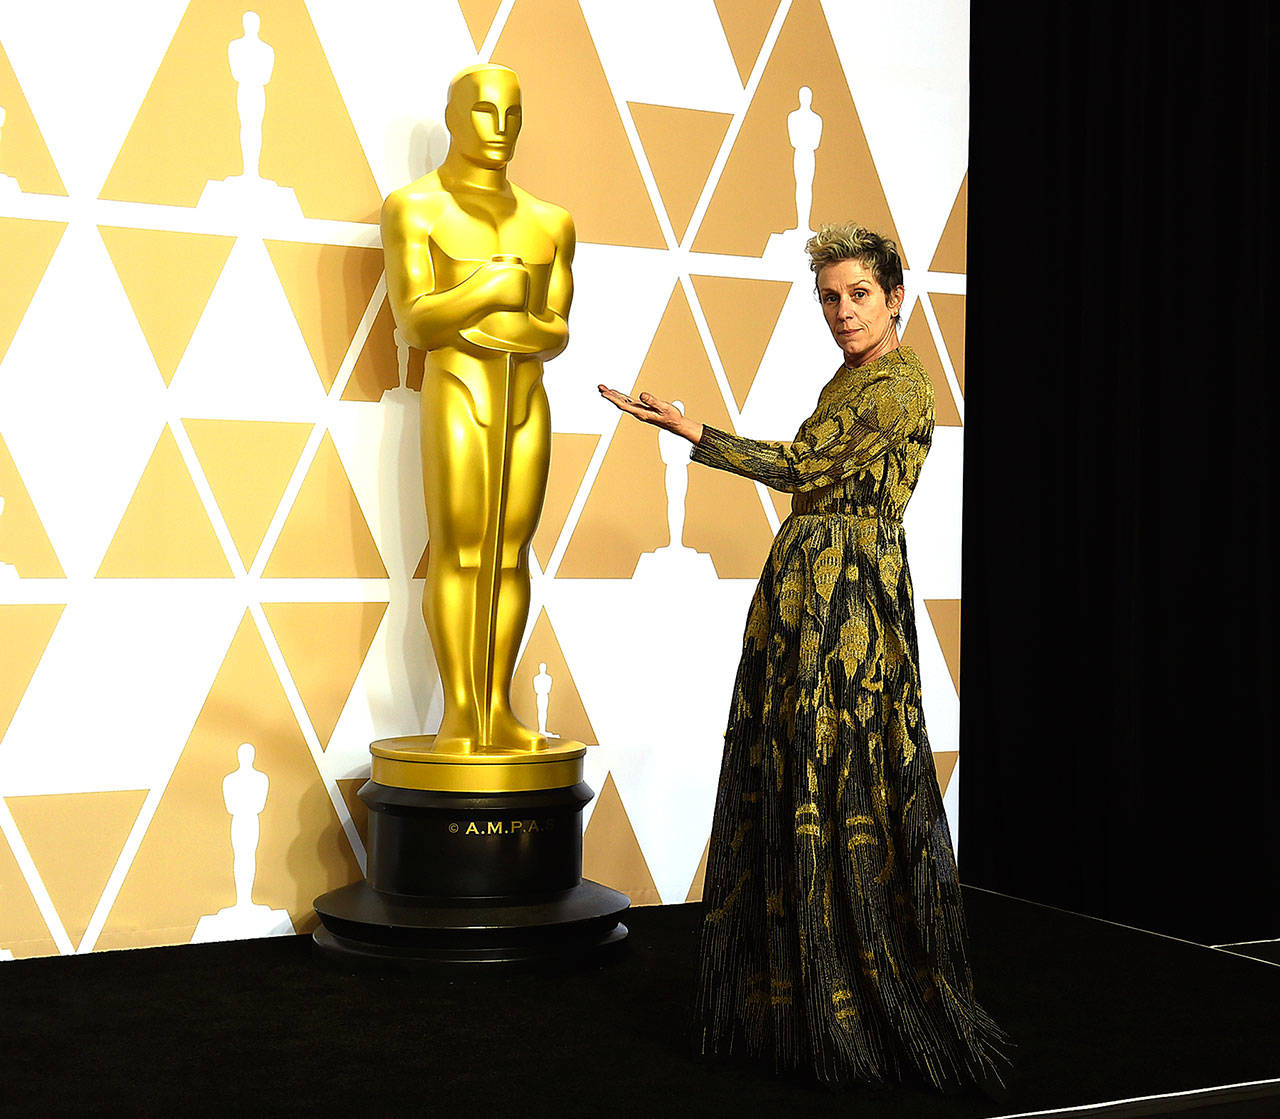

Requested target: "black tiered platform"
[{"left": 313, "top": 780, "right": 629, "bottom": 967}]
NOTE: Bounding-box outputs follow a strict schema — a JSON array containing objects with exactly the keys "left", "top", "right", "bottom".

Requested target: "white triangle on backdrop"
[
  {"left": 903, "top": 424, "right": 962, "bottom": 595},
  {"left": 550, "top": 576, "right": 754, "bottom": 903},
  {"left": 0, "top": 586, "right": 244, "bottom": 795},
  {"left": 579, "top": 0, "right": 743, "bottom": 114},
  {"left": 943, "top": 756, "right": 961, "bottom": 864},
  {"left": 304, "top": 0, "right": 470, "bottom": 197},
  {"left": 0, "top": 223, "right": 168, "bottom": 579},
  {"left": 167, "top": 237, "right": 327, "bottom": 419},
  {"left": 913, "top": 589, "right": 960, "bottom": 757},
  {"left": 824, "top": 0, "right": 970, "bottom": 270},
  {"left": 542, "top": 243, "right": 681, "bottom": 436},
  {"left": 734, "top": 265, "right": 841, "bottom": 441},
  {"left": 0, "top": 1, "right": 188, "bottom": 199}
]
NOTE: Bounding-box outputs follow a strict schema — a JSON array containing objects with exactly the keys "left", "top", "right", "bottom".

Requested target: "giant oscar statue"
[{"left": 314, "top": 65, "right": 628, "bottom": 966}]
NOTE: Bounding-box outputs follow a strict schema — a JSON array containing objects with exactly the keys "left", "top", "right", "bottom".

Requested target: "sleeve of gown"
[{"left": 690, "top": 367, "right": 929, "bottom": 493}]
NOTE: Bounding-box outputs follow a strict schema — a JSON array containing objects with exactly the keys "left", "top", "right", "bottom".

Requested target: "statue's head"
[
  {"left": 243, "top": 10, "right": 260, "bottom": 35},
  {"left": 445, "top": 64, "right": 522, "bottom": 170}
]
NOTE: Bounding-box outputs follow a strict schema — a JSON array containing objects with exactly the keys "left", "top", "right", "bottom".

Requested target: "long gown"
[{"left": 689, "top": 344, "right": 1009, "bottom": 1089}]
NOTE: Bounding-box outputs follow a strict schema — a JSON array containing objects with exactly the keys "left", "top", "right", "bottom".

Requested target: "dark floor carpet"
[{"left": 2, "top": 887, "right": 1277, "bottom": 1117}]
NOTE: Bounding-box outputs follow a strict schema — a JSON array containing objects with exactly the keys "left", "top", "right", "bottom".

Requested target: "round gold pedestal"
[{"left": 370, "top": 735, "right": 586, "bottom": 793}]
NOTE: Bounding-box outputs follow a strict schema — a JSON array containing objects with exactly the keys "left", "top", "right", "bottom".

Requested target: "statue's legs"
[
  {"left": 421, "top": 369, "right": 489, "bottom": 751},
  {"left": 486, "top": 379, "right": 550, "bottom": 749},
  {"left": 420, "top": 363, "right": 550, "bottom": 752}
]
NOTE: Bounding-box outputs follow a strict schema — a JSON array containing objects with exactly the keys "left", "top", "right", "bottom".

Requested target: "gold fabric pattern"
[{"left": 691, "top": 347, "right": 1009, "bottom": 1088}]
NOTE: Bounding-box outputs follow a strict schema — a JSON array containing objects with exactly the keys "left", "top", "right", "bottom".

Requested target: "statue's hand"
[{"left": 474, "top": 260, "right": 529, "bottom": 313}]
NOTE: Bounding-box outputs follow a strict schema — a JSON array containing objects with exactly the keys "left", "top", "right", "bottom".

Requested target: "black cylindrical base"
[{"left": 313, "top": 779, "right": 629, "bottom": 968}]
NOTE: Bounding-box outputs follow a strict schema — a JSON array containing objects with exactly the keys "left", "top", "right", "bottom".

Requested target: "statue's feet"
[
  {"left": 488, "top": 709, "right": 548, "bottom": 753},
  {"left": 431, "top": 713, "right": 483, "bottom": 755},
  {"left": 432, "top": 710, "right": 546, "bottom": 754}
]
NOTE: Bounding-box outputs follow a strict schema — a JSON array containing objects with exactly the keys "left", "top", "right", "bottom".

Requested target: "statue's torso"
[{"left": 395, "top": 178, "right": 563, "bottom": 426}]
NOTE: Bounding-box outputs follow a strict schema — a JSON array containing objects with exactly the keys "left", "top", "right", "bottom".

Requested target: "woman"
[{"left": 599, "top": 224, "right": 1009, "bottom": 1092}]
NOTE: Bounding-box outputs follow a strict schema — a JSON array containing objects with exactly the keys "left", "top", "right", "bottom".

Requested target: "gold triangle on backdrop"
[
  {"left": 96, "top": 426, "right": 233, "bottom": 578},
  {"left": 97, "top": 227, "right": 234, "bottom": 385},
  {"left": 769, "top": 490, "right": 792, "bottom": 524},
  {"left": 0, "top": 434, "right": 64, "bottom": 577},
  {"left": 511, "top": 607, "right": 597, "bottom": 745},
  {"left": 262, "top": 601, "right": 388, "bottom": 747},
  {"left": 690, "top": 275, "right": 791, "bottom": 408},
  {"left": 0, "top": 217, "right": 66, "bottom": 365},
  {"left": 532, "top": 433, "right": 598, "bottom": 569},
  {"left": 583, "top": 773, "right": 662, "bottom": 906},
  {"left": 694, "top": 0, "right": 904, "bottom": 260},
  {"left": 0, "top": 604, "right": 64, "bottom": 741},
  {"left": 712, "top": 0, "right": 782, "bottom": 85},
  {"left": 182, "top": 419, "right": 313, "bottom": 569},
  {"left": 930, "top": 171, "right": 967, "bottom": 274},
  {"left": 98, "top": 0, "right": 381, "bottom": 221},
  {"left": 262, "top": 432, "right": 387, "bottom": 578},
  {"left": 342, "top": 298, "right": 420, "bottom": 401},
  {"left": 930, "top": 292, "right": 966, "bottom": 394},
  {"left": 458, "top": 0, "right": 505, "bottom": 50},
  {"left": 0, "top": 832, "right": 57, "bottom": 958},
  {"left": 685, "top": 836, "right": 711, "bottom": 902},
  {"left": 413, "top": 541, "right": 430, "bottom": 580},
  {"left": 628, "top": 104, "right": 732, "bottom": 243},
  {"left": 0, "top": 45, "right": 67, "bottom": 195},
  {"left": 265, "top": 242, "right": 384, "bottom": 393},
  {"left": 902, "top": 314, "right": 961, "bottom": 427},
  {"left": 494, "top": 0, "right": 664, "bottom": 248},
  {"left": 560, "top": 284, "right": 775, "bottom": 578},
  {"left": 933, "top": 750, "right": 959, "bottom": 796},
  {"left": 335, "top": 776, "right": 369, "bottom": 848},
  {"left": 5, "top": 789, "right": 148, "bottom": 948},
  {"left": 97, "top": 612, "right": 362, "bottom": 950},
  {"left": 925, "top": 598, "right": 961, "bottom": 696}
]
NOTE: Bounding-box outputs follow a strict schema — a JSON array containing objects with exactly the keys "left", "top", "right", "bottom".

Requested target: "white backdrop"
[{"left": 0, "top": 0, "right": 969, "bottom": 958}]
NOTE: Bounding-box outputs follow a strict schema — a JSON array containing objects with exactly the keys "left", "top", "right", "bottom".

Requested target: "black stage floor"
[{"left": 2, "top": 887, "right": 1277, "bottom": 1118}]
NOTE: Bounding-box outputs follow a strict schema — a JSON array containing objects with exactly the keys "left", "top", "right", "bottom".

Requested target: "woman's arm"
[{"left": 691, "top": 369, "right": 928, "bottom": 493}]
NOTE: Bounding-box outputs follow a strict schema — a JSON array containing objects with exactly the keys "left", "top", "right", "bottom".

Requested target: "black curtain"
[{"left": 961, "top": 1, "right": 1276, "bottom": 943}]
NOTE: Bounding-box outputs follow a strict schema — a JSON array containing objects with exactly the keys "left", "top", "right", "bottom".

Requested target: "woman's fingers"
[{"left": 598, "top": 385, "right": 664, "bottom": 421}]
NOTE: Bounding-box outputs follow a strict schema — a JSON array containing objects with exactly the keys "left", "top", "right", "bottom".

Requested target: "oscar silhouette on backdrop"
[
  {"left": 788, "top": 86, "right": 822, "bottom": 234},
  {"left": 381, "top": 63, "right": 576, "bottom": 757},
  {"left": 533, "top": 661, "right": 558, "bottom": 738},
  {"left": 766, "top": 86, "right": 824, "bottom": 264},
  {"left": 198, "top": 11, "right": 301, "bottom": 217},
  {"left": 635, "top": 401, "right": 716, "bottom": 576},
  {"left": 229, "top": 11, "right": 272, "bottom": 178},
  {"left": 192, "top": 743, "right": 293, "bottom": 942}
]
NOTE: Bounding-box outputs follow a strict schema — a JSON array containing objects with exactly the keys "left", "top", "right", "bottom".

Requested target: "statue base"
[
  {"left": 368, "top": 733, "right": 587, "bottom": 794},
  {"left": 312, "top": 772, "right": 629, "bottom": 968}
]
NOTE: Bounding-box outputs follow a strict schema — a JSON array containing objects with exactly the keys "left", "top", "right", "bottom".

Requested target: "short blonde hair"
[{"left": 805, "top": 223, "right": 903, "bottom": 298}]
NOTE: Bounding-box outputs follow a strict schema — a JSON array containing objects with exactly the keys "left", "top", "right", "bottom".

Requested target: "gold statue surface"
[{"left": 381, "top": 64, "right": 576, "bottom": 761}]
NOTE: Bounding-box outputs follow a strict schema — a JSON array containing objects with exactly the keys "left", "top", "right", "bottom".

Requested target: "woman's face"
[{"left": 817, "top": 259, "right": 903, "bottom": 366}]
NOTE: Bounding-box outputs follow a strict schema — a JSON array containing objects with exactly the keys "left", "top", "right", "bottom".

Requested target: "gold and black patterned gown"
[{"left": 690, "top": 344, "right": 1009, "bottom": 1089}]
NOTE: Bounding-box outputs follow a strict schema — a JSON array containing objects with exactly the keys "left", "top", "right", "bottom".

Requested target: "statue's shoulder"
[
  {"left": 382, "top": 173, "right": 449, "bottom": 232},
  {"left": 512, "top": 184, "right": 575, "bottom": 239}
]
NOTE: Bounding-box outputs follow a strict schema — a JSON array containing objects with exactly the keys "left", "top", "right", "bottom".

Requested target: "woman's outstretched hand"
[{"left": 597, "top": 385, "right": 703, "bottom": 444}]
